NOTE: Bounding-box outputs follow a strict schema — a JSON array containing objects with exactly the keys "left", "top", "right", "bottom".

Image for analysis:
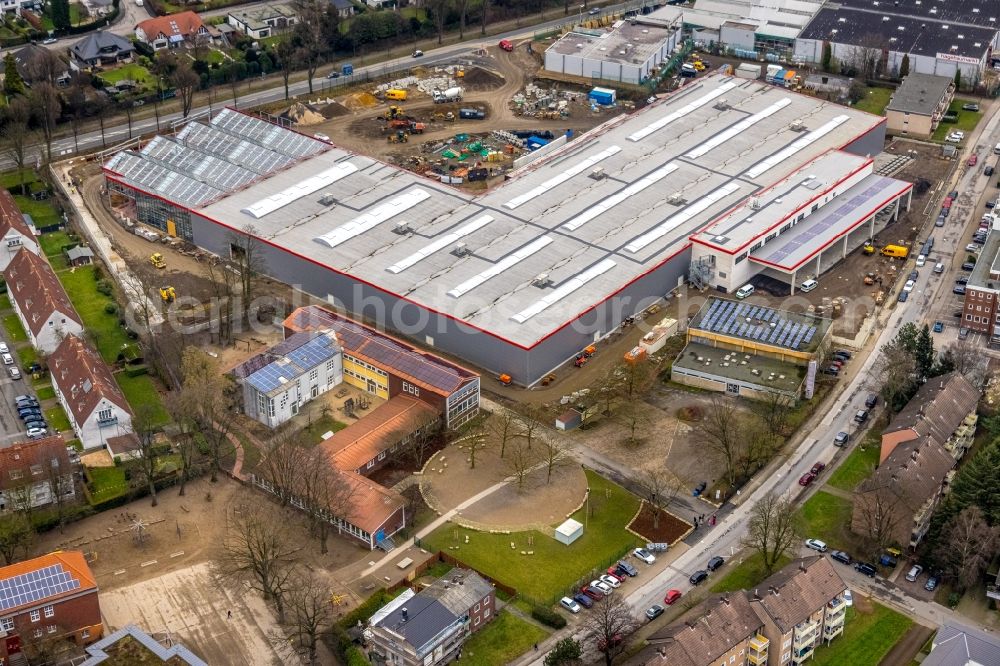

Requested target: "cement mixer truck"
[{"left": 433, "top": 87, "right": 463, "bottom": 103}]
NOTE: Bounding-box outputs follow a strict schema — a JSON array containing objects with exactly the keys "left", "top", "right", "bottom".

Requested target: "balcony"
[
  {"left": 793, "top": 624, "right": 819, "bottom": 651},
  {"left": 96, "top": 415, "right": 119, "bottom": 427},
  {"left": 824, "top": 621, "right": 844, "bottom": 641},
  {"left": 826, "top": 605, "right": 847, "bottom": 625},
  {"left": 748, "top": 634, "right": 769, "bottom": 665},
  {"left": 988, "top": 584, "right": 1000, "bottom": 602},
  {"left": 793, "top": 642, "right": 816, "bottom": 661}
]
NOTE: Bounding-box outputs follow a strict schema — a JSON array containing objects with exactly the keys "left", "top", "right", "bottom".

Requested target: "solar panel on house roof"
[{"left": 0, "top": 564, "right": 80, "bottom": 612}]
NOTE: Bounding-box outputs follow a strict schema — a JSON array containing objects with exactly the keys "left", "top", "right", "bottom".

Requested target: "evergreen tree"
[
  {"left": 914, "top": 324, "right": 935, "bottom": 379},
  {"left": 926, "top": 438, "right": 1000, "bottom": 552},
  {"left": 899, "top": 53, "right": 910, "bottom": 78},
  {"left": 544, "top": 638, "right": 582, "bottom": 666},
  {"left": 51, "top": 0, "right": 70, "bottom": 31},
  {"left": 955, "top": 69, "right": 962, "bottom": 90},
  {"left": 821, "top": 42, "right": 832, "bottom": 72},
  {"left": 2, "top": 53, "right": 24, "bottom": 97}
]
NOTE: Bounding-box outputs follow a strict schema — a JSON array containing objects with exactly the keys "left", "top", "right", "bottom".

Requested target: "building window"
[
  {"left": 309, "top": 369, "right": 318, "bottom": 381},
  {"left": 367, "top": 460, "right": 375, "bottom": 469},
  {"left": 735, "top": 252, "right": 748, "bottom": 264},
  {"left": 474, "top": 616, "right": 480, "bottom": 626},
  {"left": 0, "top": 617, "right": 12, "bottom": 631},
  {"left": 326, "top": 360, "right": 335, "bottom": 373},
  {"left": 43, "top": 605, "right": 53, "bottom": 618},
  {"left": 82, "top": 629, "right": 90, "bottom": 639},
  {"left": 98, "top": 408, "right": 113, "bottom": 422},
  {"left": 484, "top": 607, "right": 491, "bottom": 618},
  {"left": 30, "top": 610, "right": 40, "bottom": 622},
  {"left": 47, "top": 625, "right": 56, "bottom": 634},
  {"left": 32, "top": 629, "right": 42, "bottom": 638},
  {"left": 9, "top": 470, "right": 21, "bottom": 480},
  {"left": 378, "top": 451, "right": 386, "bottom": 461},
  {"left": 474, "top": 603, "right": 480, "bottom": 612}
]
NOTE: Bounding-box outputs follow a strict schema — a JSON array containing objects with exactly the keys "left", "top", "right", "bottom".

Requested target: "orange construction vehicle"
[
  {"left": 574, "top": 354, "right": 589, "bottom": 367},
  {"left": 498, "top": 373, "right": 512, "bottom": 386},
  {"left": 583, "top": 344, "right": 596, "bottom": 357}
]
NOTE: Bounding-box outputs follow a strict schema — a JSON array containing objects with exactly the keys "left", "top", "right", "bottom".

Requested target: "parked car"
[
  {"left": 933, "top": 321, "right": 944, "bottom": 333},
  {"left": 855, "top": 562, "right": 877, "bottom": 577},
  {"left": 688, "top": 570, "right": 708, "bottom": 586},
  {"left": 41, "top": 37, "right": 57, "bottom": 45},
  {"left": 967, "top": 243, "right": 982, "bottom": 252},
  {"left": 957, "top": 276, "right": 970, "bottom": 285},
  {"left": 954, "top": 285, "right": 967, "bottom": 295},
  {"left": 692, "top": 481, "right": 707, "bottom": 496},
  {"left": 646, "top": 604, "right": 665, "bottom": 620},
  {"left": 18, "top": 411, "right": 42, "bottom": 422},
  {"left": 798, "top": 472, "right": 816, "bottom": 487},
  {"left": 633, "top": 548, "right": 656, "bottom": 564},
  {"left": 805, "top": 538, "right": 827, "bottom": 552},
  {"left": 615, "top": 561, "right": 638, "bottom": 577},
  {"left": 905, "top": 565, "right": 924, "bottom": 582},
  {"left": 604, "top": 569, "right": 625, "bottom": 583},
  {"left": 924, "top": 576, "right": 940, "bottom": 591},
  {"left": 834, "top": 431, "right": 850, "bottom": 447},
  {"left": 865, "top": 393, "right": 878, "bottom": 408},
  {"left": 960, "top": 327, "right": 970, "bottom": 340},
  {"left": 962, "top": 103, "right": 980, "bottom": 111},
  {"left": 830, "top": 550, "right": 852, "bottom": 565},
  {"left": 599, "top": 574, "right": 621, "bottom": 589},
  {"left": 597, "top": 634, "right": 623, "bottom": 652},
  {"left": 23, "top": 420, "right": 47, "bottom": 431},
  {"left": 854, "top": 410, "right": 869, "bottom": 424},
  {"left": 903, "top": 279, "right": 916, "bottom": 293},
  {"left": 844, "top": 590, "right": 854, "bottom": 606},
  {"left": 663, "top": 589, "right": 682, "bottom": 605},
  {"left": 823, "top": 365, "right": 840, "bottom": 375},
  {"left": 26, "top": 427, "right": 46, "bottom": 439},
  {"left": 908, "top": 270, "right": 919, "bottom": 281},
  {"left": 879, "top": 553, "right": 898, "bottom": 567},
  {"left": 582, "top": 585, "right": 605, "bottom": 601},
  {"left": 962, "top": 262, "right": 977, "bottom": 270},
  {"left": 573, "top": 593, "right": 594, "bottom": 609},
  {"left": 590, "top": 579, "right": 613, "bottom": 595},
  {"left": 707, "top": 556, "right": 725, "bottom": 571},
  {"left": 936, "top": 215, "right": 946, "bottom": 227},
  {"left": 560, "top": 597, "right": 581, "bottom": 614},
  {"left": 2, "top": 354, "right": 12, "bottom": 365},
  {"left": 810, "top": 462, "right": 826, "bottom": 476},
  {"left": 987, "top": 166, "right": 995, "bottom": 177},
  {"left": 968, "top": 154, "right": 979, "bottom": 167},
  {"left": 0, "top": 343, "right": 8, "bottom": 354},
  {"left": 411, "top": 49, "right": 424, "bottom": 57},
  {"left": 7, "top": 367, "right": 19, "bottom": 380}
]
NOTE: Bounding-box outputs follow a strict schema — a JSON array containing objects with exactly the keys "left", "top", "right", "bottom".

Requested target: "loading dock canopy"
[{"left": 749, "top": 175, "right": 911, "bottom": 272}]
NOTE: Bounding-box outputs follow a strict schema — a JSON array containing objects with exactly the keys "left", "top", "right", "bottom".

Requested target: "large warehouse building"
[{"left": 104, "top": 75, "right": 893, "bottom": 386}]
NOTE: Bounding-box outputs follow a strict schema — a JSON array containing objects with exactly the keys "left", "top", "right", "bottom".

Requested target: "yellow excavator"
[
  {"left": 159, "top": 286, "right": 176, "bottom": 303},
  {"left": 382, "top": 105, "right": 406, "bottom": 120},
  {"left": 149, "top": 253, "right": 166, "bottom": 269}
]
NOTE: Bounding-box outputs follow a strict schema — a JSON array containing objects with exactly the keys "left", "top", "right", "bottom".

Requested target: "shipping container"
[
  {"left": 735, "top": 63, "right": 762, "bottom": 79},
  {"left": 459, "top": 108, "right": 486, "bottom": 120},
  {"left": 589, "top": 87, "right": 617, "bottom": 105}
]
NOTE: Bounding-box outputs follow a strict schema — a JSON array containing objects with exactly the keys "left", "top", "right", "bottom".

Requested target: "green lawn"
[
  {"left": 0, "top": 294, "right": 10, "bottom": 311},
  {"left": 88, "top": 466, "right": 127, "bottom": 503},
  {"left": 36, "top": 386, "right": 55, "bottom": 401},
  {"left": 459, "top": 611, "right": 548, "bottom": 666},
  {"left": 2, "top": 315, "right": 27, "bottom": 343},
  {"left": 116, "top": 373, "right": 169, "bottom": 427},
  {"left": 301, "top": 414, "right": 347, "bottom": 445},
  {"left": 13, "top": 195, "right": 60, "bottom": 229},
  {"left": 710, "top": 552, "right": 791, "bottom": 593},
  {"left": 38, "top": 230, "right": 74, "bottom": 259},
  {"left": 826, "top": 443, "right": 880, "bottom": 491},
  {"left": 932, "top": 99, "right": 984, "bottom": 141},
  {"left": 44, "top": 405, "right": 71, "bottom": 433},
  {"left": 812, "top": 603, "right": 912, "bottom": 666},
  {"left": 421, "top": 470, "right": 641, "bottom": 604},
  {"left": 0, "top": 170, "right": 35, "bottom": 191},
  {"left": 55, "top": 265, "right": 130, "bottom": 362},
  {"left": 798, "top": 491, "right": 855, "bottom": 548},
  {"left": 100, "top": 63, "right": 155, "bottom": 88},
  {"left": 853, "top": 87, "right": 892, "bottom": 116},
  {"left": 15, "top": 344, "right": 36, "bottom": 369}
]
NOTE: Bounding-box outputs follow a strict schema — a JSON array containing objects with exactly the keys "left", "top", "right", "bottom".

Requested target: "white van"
[
  {"left": 735, "top": 284, "right": 755, "bottom": 299},
  {"left": 799, "top": 278, "right": 818, "bottom": 293}
]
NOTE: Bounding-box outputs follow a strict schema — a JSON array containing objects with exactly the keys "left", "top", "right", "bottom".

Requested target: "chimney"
[
  {"left": 769, "top": 586, "right": 779, "bottom": 596},
  {"left": 401, "top": 608, "right": 408, "bottom": 622},
  {"left": 721, "top": 594, "right": 730, "bottom": 605},
  {"left": 752, "top": 588, "right": 761, "bottom": 601},
  {"left": 799, "top": 561, "right": 807, "bottom": 573}
]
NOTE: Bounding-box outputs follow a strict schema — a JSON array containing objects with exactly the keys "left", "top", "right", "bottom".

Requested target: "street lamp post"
[{"left": 578, "top": 3, "right": 585, "bottom": 26}]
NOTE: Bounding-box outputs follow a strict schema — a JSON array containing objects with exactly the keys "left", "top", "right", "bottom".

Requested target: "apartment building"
[
  {"left": 881, "top": 372, "right": 979, "bottom": 463},
  {"left": 853, "top": 437, "right": 956, "bottom": 550},
  {"left": 367, "top": 569, "right": 495, "bottom": 666},
  {"left": 644, "top": 593, "right": 767, "bottom": 666},
  {"left": 885, "top": 74, "right": 955, "bottom": 138},
  {"left": 3, "top": 249, "right": 83, "bottom": 354},
  {"left": 81, "top": 624, "right": 207, "bottom": 665},
  {"left": 0, "top": 189, "right": 38, "bottom": 272},
  {"left": 0, "top": 437, "right": 73, "bottom": 513}
]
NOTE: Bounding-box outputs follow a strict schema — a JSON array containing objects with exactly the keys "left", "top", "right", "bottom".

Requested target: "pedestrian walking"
[{"left": 227, "top": 610, "right": 232, "bottom": 619}]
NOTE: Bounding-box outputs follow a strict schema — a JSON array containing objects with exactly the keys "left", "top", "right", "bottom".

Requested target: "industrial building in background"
[{"left": 103, "top": 75, "right": 890, "bottom": 386}]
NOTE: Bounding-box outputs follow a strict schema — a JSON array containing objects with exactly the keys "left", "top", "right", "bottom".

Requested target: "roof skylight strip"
[
  {"left": 386, "top": 214, "right": 494, "bottom": 274},
  {"left": 242, "top": 162, "right": 359, "bottom": 219},
  {"left": 685, "top": 98, "right": 793, "bottom": 159},
  {"left": 502, "top": 145, "right": 622, "bottom": 209},
  {"left": 627, "top": 81, "right": 739, "bottom": 142},
  {"left": 744, "top": 115, "right": 850, "bottom": 179},
  {"left": 447, "top": 236, "right": 554, "bottom": 298},
  {"left": 511, "top": 258, "right": 617, "bottom": 323},
  {"left": 625, "top": 182, "right": 742, "bottom": 253},
  {"left": 562, "top": 163, "right": 679, "bottom": 231},
  {"left": 314, "top": 189, "right": 431, "bottom": 249}
]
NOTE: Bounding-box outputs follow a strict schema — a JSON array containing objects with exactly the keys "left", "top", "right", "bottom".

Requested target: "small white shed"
[{"left": 554, "top": 518, "right": 584, "bottom": 545}]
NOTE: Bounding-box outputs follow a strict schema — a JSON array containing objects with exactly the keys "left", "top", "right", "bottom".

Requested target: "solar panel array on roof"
[
  {"left": 696, "top": 300, "right": 818, "bottom": 351},
  {"left": 0, "top": 564, "right": 81, "bottom": 612},
  {"left": 176, "top": 122, "right": 295, "bottom": 175},
  {"left": 141, "top": 136, "right": 259, "bottom": 192},
  {"left": 105, "top": 151, "right": 224, "bottom": 207},
  {"left": 210, "top": 109, "right": 324, "bottom": 159},
  {"left": 246, "top": 333, "right": 340, "bottom": 394}
]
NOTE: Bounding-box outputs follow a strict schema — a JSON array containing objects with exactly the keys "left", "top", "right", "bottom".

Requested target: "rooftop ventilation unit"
[
  {"left": 789, "top": 120, "right": 806, "bottom": 131},
  {"left": 532, "top": 273, "right": 553, "bottom": 288},
  {"left": 318, "top": 194, "right": 337, "bottom": 206},
  {"left": 667, "top": 193, "right": 686, "bottom": 206},
  {"left": 712, "top": 235, "right": 730, "bottom": 244},
  {"left": 589, "top": 167, "right": 606, "bottom": 180},
  {"left": 393, "top": 221, "right": 412, "bottom": 235},
  {"left": 714, "top": 98, "right": 729, "bottom": 110},
  {"left": 750, "top": 197, "right": 762, "bottom": 210},
  {"left": 452, "top": 242, "right": 469, "bottom": 257}
]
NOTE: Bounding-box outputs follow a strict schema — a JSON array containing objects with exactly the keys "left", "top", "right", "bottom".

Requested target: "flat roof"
[
  {"left": 832, "top": 0, "right": 1000, "bottom": 30},
  {"left": 107, "top": 76, "right": 883, "bottom": 349},
  {"left": 644, "top": 0, "right": 824, "bottom": 39},
  {"left": 749, "top": 174, "right": 911, "bottom": 271},
  {"left": 546, "top": 21, "right": 676, "bottom": 66},
  {"left": 886, "top": 74, "right": 954, "bottom": 116},
  {"left": 967, "top": 228, "right": 1000, "bottom": 290},
  {"left": 688, "top": 296, "right": 832, "bottom": 353},
  {"left": 800, "top": 7, "right": 997, "bottom": 59},
  {"left": 673, "top": 341, "right": 806, "bottom": 394}
]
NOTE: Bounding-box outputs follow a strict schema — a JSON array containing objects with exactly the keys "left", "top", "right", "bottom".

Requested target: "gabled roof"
[
  {"left": 373, "top": 569, "right": 492, "bottom": 653},
  {"left": 923, "top": 621, "right": 1000, "bottom": 666},
  {"left": 136, "top": 11, "right": 206, "bottom": 40},
  {"left": 70, "top": 31, "right": 133, "bottom": 61},
  {"left": 284, "top": 306, "right": 478, "bottom": 397},
  {"left": 321, "top": 396, "right": 438, "bottom": 473},
  {"left": 0, "top": 436, "right": 70, "bottom": 492},
  {"left": 0, "top": 189, "right": 34, "bottom": 240},
  {"left": 857, "top": 437, "right": 955, "bottom": 511},
  {"left": 65, "top": 246, "right": 95, "bottom": 262},
  {"left": 884, "top": 372, "right": 979, "bottom": 446},
  {"left": 336, "top": 469, "right": 405, "bottom": 535},
  {"left": 3, "top": 248, "right": 82, "bottom": 337},
  {"left": 750, "top": 556, "right": 847, "bottom": 633},
  {"left": 50, "top": 335, "right": 132, "bottom": 426},
  {"left": 645, "top": 593, "right": 762, "bottom": 666},
  {"left": 0, "top": 551, "right": 97, "bottom": 615}
]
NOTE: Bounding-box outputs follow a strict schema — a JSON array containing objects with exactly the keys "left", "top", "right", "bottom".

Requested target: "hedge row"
[{"left": 531, "top": 605, "right": 567, "bottom": 629}]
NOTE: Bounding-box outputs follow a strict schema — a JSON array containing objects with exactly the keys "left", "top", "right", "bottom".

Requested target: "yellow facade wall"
[{"left": 342, "top": 354, "right": 389, "bottom": 399}]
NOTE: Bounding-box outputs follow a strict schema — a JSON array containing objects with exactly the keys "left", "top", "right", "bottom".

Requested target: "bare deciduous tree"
[
  {"left": 697, "top": 395, "right": 744, "bottom": 486},
  {"left": 229, "top": 225, "right": 267, "bottom": 331},
  {"left": 45, "top": 450, "right": 74, "bottom": 533},
  {"left": 539, "top": 434, "right": 568, "bottom": 483},
  {"left": 748, "top": 392, "right": 793, "bottom": 439},
  {"left": 503, "top": 438, "right": 536, "bottom": 491},
  {"left": 131, "top": 404, "right": 163, "bottom": 507},
  {"left": 875, "top": 343, "right": 919, "bottom": 412},
  {"left": 285, "top": 572, "right": 332, "bottom": 665},
  {"left": 584, "top": 594, "right": 635, "bottom": 666},
  {"left": 852, "top": 481, "right": 902, "bottom": 557},
  {"left": 488, "top": 406, "right": 518, "bottom": 459},
  {"left": 938, "top": 339, "right": 988, "bottom": 387},
  {"left": 0, "top": 98, "right": 32, "bottom": 195},
  {"left": 170, "top": 60, "right": 200, "bottom": 118},
  {"left": 0, "top": 513, "right": 34, "bottom": 565},
  {"left": 743, "top": 493, "right": 801, "bottom": 576},
  {"left": 29, "top": 82, "right": 60, "bottom": 164},
  {"left": 164, "top": 391, "right": 198, "bottom": 496},
  {"left": 933, "top": 505, "right": 998, "bottom": 592},
  {"left": 637, "top": 466, "right": 685, "bottom": 530},
  {"left": 180, "top": 348, "right": 236, "bottom": 482}
]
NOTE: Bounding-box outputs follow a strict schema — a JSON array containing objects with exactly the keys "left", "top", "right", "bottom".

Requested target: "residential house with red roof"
[
  {"left": 0, "top": 436, "right": 73, "bottom": 513},
  {"left": 0, "top": 551, "right": 102, "bottom": 662},
  {"left": 135, "top": 11, "right": 213, "bottom": 51},
  {"left": 2, "top": 249, "right": 83, "bottom": 354},
  {"left": 0, "top": 189, "right": 38, "bottom": 272},
  {"left": 49, "top": 336, "right": 133, "bottom": 451}
]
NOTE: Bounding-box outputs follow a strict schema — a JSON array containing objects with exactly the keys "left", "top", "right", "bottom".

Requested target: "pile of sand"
[
  {"left": 321, "top": 101, "right": 351, "bottom": 118},
  {"left": 282, "top": 102, "right": 326, "bottom": 126},
  {"left": 463, "top": 67, "right": 505, "bottom": 88},
  {"left": 342, "top": 92, "right": 378, "bottom": 110}
]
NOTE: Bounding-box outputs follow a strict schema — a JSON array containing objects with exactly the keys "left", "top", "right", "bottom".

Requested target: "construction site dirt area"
[{"left": 627, "top": 503, "right": 693, "bottom": 545}]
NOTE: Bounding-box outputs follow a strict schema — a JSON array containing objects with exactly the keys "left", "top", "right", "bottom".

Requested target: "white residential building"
[
  {"left": 0, "top": 189, "right": 38, "bottom": 272},
  {"left": 3, "top": 249, "right": 84, "bottom": 354}
]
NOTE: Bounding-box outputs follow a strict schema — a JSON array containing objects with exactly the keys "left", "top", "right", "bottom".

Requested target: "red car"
[
  {"left": 968, "top": 154, "right": 979, "bottom": 167},
  {"left": 810, "top": 462, "right": 826, "bottom": 476},
  {"left": 798, "top": 472, "right": 816, "bottom": 486},
  {"left": 582, "top": 585, "right": 605, "bottom": 601},
  {"left": 606, "top": 567, "right": 626, "bottom": 582},
  {"left": 664, "top": 589, "right": 682, "bottom": 605}
]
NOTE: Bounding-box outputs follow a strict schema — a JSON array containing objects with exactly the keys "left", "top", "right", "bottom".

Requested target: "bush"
[
  {"left": 96, "top": 280, "right": 113, "bottom": 296},
  {"left": 124, "top": 364, "right": 149, "bottom": 378},
  {"left": 345, "top": 647, "right": 371, "bottom": 666},
  {"left": 338, "top": 589, "right": 398, "bottom": 630},
  {"left": 105, "top": 303, "right": 118, "bottom": 314},
  {"left": 531, "top": 605, "right": 567, "bottom": 629},
  {"left": 948, "top": 592, "right": 961, "bottom": 608}
]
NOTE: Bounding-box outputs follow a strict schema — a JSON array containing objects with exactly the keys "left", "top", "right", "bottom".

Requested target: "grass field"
[
  {"left": 56, "top": 265, "right": 130, "bottom": 362},
  {"left": 100, "top": 63, "right": 156, "bottom": 88},
  {"left": 798, "top": 490, "right": 855, "bottom": 548},
  {"left": 459, "top": 611, "right": 548, "bottom": 666},
  {"left": 932, "top": 99, "right": 984, "bottom": 141},
  {"left": 421, "top": 470, "right": 641, "bottom": 604},
  {"left": 710, "top": 552, "right": 791, "bottom": 593},
  {"left": 300, "top": 414, "right": 347, "bottom": 445},
  {"left": 853, "top": 87, "right": 892, "bottom": 116},
  {"left": 88, "top": 466, "right": 127, "bottom": 503},
  {"left": 116, "top": 373, "right": 169, "bottom": 427},
  {"left": 826, "top": 443, "right": 880, "bottom": 491},
  {"left": 44, "top": 405, "right": 71, "bottom": 433},
  {"left": 38, "top": 230, "right": 74, "bottom": 259},
  {"left": 13, "top": 195, "right": 60, "bottom": 229},
  {"left": 36, "top": 386, "right": 55, "bottom": 401},
  {"left": 2, "top": 314, "right": 27, "bottom": 343},
  {"left": 812, "top": 603, "right": 912, "bottom": 666},
  {"left": 0, "top": 294, "right": 10, "bottom": 311},
  {"left": 15, "top": 344, "right": 36, "bottom": 369}
]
